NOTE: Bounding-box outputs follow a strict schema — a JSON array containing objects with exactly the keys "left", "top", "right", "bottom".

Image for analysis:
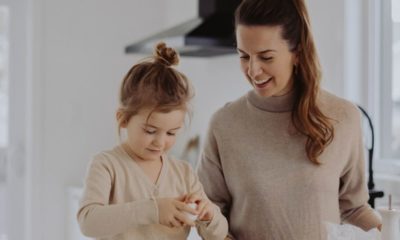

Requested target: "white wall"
[
  {"left": 3, "top": 0, "right": 29, "bottom": 240},
  {"left": 25, "top": 0, "right": 366, "bottom": 240},
  {"left": 29, "top": 0, "right": 169, "bottom": 239},
  {"left": 307, "top": 0, "right": 346, "bottom": 97}
]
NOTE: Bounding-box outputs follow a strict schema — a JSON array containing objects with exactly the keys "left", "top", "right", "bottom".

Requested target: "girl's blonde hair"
[
  {"left": 235, "top": 0, "right": 334, "bottom": 164},
  {"left": 117, "top": 42, "right": 194, "bottom": 135}
]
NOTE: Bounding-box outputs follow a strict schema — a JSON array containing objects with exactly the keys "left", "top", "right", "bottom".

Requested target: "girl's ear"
[{"left": 116, "top": 109, "right": 127, "bottom": 128}]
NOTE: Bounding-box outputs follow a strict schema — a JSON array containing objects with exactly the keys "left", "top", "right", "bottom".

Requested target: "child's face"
[{"left": 125, "top": 108, "right": 185, "bottom": 162}]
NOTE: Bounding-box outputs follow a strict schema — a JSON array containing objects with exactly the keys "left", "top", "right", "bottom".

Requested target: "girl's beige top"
[{"left": 78, "top": 145, "right": 228, "bottom": 240}]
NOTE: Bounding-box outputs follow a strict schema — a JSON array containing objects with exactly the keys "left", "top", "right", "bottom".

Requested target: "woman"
[{"left": 197, "top": 0, "right": 382, "bottom": 239}]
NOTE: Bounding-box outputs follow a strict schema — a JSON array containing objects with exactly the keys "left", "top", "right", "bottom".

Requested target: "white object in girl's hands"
[
  {"left": 377, "top": 194, "right": 400, "bottom": 240},
  {"left": 185, "top": 203, "right": 198, "bottom": 222}
]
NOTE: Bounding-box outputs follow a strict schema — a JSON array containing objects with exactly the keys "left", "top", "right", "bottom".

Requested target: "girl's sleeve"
[
  {"left": 339, "top": 107, "right": 381, "bottom": 231},
  {"left": 198, "top": 115, "right": 233, "bottom": 215},
  {"left": 185, "top": 163, "right": 228, "bottom": 240},
  {"left": 77, "top": 155, "right": 158, "bottom": 238},
  {"left": 196, "top": 114, "right": 233, "bottom": 238}
]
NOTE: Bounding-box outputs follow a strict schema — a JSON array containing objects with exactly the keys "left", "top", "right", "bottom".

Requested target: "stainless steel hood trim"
[
  {"left": 125, "top": 18, "right": 203, "bottom": 53},
  {"left": 125, "top": 0, "right": 239, "bottom": 57},
  {"left": 125, "top": 17, "right": 236, "bottom": 57}
]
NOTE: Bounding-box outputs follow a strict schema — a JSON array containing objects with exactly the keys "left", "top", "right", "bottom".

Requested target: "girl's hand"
[
  {"left": 156, "top": 197, "right": 198, "bottom": 228},
  {"left": 184, "top": 193, "right": 215, "bottom": 221}
]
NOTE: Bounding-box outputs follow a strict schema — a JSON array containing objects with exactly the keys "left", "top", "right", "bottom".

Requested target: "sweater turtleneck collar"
[{"left": 247, "top": 90, "right": 295, "bottom": 113}]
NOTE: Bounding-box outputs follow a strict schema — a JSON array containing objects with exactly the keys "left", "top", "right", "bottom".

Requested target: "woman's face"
[{"left": 236, "top": 24, "right": 297, "bottom": 97}]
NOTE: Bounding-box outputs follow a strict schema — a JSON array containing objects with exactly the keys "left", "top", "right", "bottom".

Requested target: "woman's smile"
[{"left": 253, "top": 77, "right": 273, "bottom": 89}]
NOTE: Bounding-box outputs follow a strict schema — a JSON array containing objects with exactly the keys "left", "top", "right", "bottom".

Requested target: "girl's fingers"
[
  {"left": 199, "top": 202, "right": 214, "bottom": 220},
  {"left": 176, "top": 195, "right": 187, "bottom": 202},
  {"left": 196, "top": 201, "right": 206, "bottom": 219},
  {"left": 186, "top": 195, "right": 200, "bottom": 203},
  {"left": 199, "top": 207, "right": 208, "bottom": 219},
  {"left": 197, "top": 199, "right": 207, "bottom": 212},
  {"left": 176, "top": 201, "right": 198, "bottom": 215},
  {"left": 175, "top": 211, "right": 196, "bottom": 227},
  {"left": 169, "top": 217, "right": 182, "bottom": 228},
  {"left": 185, "top": 192, "right": 205, "bottom": 203}
]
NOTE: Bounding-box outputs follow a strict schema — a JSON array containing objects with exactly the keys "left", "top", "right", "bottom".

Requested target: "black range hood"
[{"left": 125, "top": 0, "right": 240, "bottom": 57}]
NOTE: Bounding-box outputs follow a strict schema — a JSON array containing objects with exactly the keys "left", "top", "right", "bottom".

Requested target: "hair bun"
[{"left": 154, "top": 42, "right": 179, "bottom": 66}]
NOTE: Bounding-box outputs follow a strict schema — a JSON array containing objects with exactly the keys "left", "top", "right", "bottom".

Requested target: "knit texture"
[
  {"left": 78, "top": 145, "right": 228, "bottom": 240},
  {"left": 197, "top": 90, "right": 381, "bottom": 240}
]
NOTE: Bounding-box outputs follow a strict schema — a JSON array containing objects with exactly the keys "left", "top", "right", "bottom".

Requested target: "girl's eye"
[
  {"left": 144, "top": 129, "right": 156, "bottom": 134},
  {"left": 239, "top": 55, "right": 249, "bottom": 60},
  {"left": 167, "top": 132, "right": 176, "bottom": 136}
]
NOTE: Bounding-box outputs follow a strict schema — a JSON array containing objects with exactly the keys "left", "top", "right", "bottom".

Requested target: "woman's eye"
[
  {"left": 239, "top": 55, "right": 249, "bottom": 60},
  {"left": 261, "top": 57, "right": 273, "bottom": 61},
  {"left": 167, "top": 132, "right": 176, "bottom": 136}
]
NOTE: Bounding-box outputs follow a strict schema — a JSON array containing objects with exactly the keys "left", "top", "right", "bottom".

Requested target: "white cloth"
[{"left": 326, "top": 222, "right": 381, "bottom": 240}]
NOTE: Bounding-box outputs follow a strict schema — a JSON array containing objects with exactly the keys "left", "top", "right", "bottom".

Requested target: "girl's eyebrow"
[
  {"left": 143, "top": 124, "right": 181, "bottom": 131},
  {"left": 237, "top": 48, "right": 277, "bottom": 54},
  {"left": 143, "top": 123, "right": 157, "bottom": 128}
]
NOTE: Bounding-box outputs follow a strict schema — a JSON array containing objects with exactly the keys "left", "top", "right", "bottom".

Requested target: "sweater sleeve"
[
  {"left": 77, "top": 155, "right": 158, "bottom": 238},
  {"left": 184, "top": 163, "right": 228, "bottom": 240},
  {"left": 197, "top": 113, "right": 232, "bottom": 238},
  {"left": 338, "top": 108, "right": 381, "bottom": 231}
]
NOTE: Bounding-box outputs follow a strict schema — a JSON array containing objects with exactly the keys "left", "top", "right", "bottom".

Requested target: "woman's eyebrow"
[{"left": 237, "top": 48, "right": 277, "bottom": 54}]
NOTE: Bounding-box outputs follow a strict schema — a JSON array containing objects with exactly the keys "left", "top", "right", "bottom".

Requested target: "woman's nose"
[{"left": 248, "top": 59, "right": 262, "bottom": 79}]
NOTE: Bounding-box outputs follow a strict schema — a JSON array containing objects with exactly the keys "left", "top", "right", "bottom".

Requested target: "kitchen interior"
[{"left": 0, "top": 0, "right": 399, "bottom": 239}]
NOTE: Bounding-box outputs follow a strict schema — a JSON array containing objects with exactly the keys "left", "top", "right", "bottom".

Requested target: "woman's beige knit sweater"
[{"left": 197, "top": 90, "right": 381, "bottom": 240}]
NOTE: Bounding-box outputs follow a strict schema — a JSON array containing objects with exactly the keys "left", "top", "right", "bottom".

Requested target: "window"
[
  {"left": 391, "top": 0, "right": 400, "bottom": 157},
  {"left": 379, "top": 0, "right": 400, "bottom": 160}
]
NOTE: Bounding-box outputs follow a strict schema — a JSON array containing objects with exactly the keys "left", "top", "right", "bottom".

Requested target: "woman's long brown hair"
[{"left": 235, "top": 0, "right": 334, "bottom": 164}]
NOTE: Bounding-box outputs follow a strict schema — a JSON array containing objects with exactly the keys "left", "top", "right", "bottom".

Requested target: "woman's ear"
[
  {"left": 294, "top": 51, "right": 299, "bottom": 66},
  {"left": 293, "top": 45, "right": 300, "bottom": 65}
]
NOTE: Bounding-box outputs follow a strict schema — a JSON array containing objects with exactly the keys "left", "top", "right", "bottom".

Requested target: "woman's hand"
[
  {"left": 156, "top": 197, "right": 198, "bottom": 228},
  {"left": 184, "top": 192, "right": 215, "bottom": 221}
]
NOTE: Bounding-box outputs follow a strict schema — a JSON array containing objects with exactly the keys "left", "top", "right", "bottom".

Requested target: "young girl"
[{"left": 77, "top": 42, "right": 228, "bottom": 240}]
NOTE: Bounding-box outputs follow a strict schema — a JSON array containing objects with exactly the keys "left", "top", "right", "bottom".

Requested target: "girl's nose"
[{"left": 152, "top": 134, "right": 165, "bottom": 148}]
